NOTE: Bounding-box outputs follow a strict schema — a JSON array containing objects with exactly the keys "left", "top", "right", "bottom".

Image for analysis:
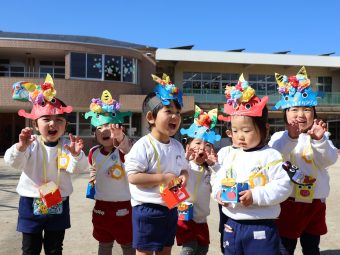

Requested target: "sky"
[{"left": 1, "top": 0, "right": 340, "bottom": 55}]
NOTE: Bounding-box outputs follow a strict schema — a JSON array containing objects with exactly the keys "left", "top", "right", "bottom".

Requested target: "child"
[
  {"left": 4, "top": 74, "right": 88, "bottom": 254},
  {"left": 85, "top": 90, "right": 135, "bottom": 255},
  {"left": 176, "top": 105, "right": 221, "bottom": 255},
  {"left": 269, "top": 67, "right": 338, "bottom": 255},
  {"left": 124, "top": 74, "right": 189, "bottom": 255},
  {"left": 212, "top": 74, "right": 292, "bottom": 255}
]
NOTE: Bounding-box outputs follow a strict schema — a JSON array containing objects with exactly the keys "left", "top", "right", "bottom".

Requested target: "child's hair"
[
  {"left": 251, "top": 106, "right": 269, "bottom": 147},
  {"left": 283, "top": 106, "right": 317, "bottom": 125},
  {"left": 142, "top": 92, "right": 182, "bottom": 130}
]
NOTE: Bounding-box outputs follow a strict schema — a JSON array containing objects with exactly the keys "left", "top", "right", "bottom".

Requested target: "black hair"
[
  {"left": 252, "top": 106, "right": 269, "bottom": 146},
  {"left": 283, "top": 106, "right": 317, "bottom": 125},
  {"left": 142, "top": 92, "right": 182, "bottom": 130}
]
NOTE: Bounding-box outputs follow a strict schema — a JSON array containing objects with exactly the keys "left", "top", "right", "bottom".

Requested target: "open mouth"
[
  {"left": 48, "top": 130, "right": 57, "bottom": 135},
  {"left": 102, "top": 136, "right": 110, "bottom": 141},
  {"left": 168, "top": 123, "right": 177, "bottom": 129}
]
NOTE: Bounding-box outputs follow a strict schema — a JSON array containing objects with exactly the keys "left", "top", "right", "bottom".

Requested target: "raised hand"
[
  {"left": 16, "top": 127, "right": 36, "bottom": 152},
  {"left": 206, "top": 148, "right": 218, "bottom": 166},
  {"left": 110, "top": 124, "right": 125, "bottom": 145},
  {"left": 287, "top": 119, "right": 301, "bottom": 139},
  {"left": 308, "top": 119, "right": 327, "bottom": 140},
  {"left": 64, "top": 133, "right": 84, "bottom": 157},
  {"left": 185, "top": 144, "right": 196, "bottom": 161}
]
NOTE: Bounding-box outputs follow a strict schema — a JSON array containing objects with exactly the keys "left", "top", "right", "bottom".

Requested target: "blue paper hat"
[
  {"left": 274, "top": 66, "right": 318, "bottom": 110},
  {"left": 85, "top": 90, "right": 131, "bottom": 127},
  {"left": 180, "top": 105, "right": 221, "bottom": 144},
  {"left": 151, "top": 74, "right": 183, "bottom": 107}
]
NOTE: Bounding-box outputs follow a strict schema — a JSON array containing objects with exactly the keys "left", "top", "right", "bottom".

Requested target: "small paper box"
[
  {"left": 178, "top": 202, "right": 193, "bottom": 221},
  {"left": 86, "top": 182, "right": 96, "bottom": 200},
  {"left": 221, "top": 178, "right": 249, "bottom": 203},
  {"left": 161, "top": 179, "right": 190, "bottom": 209},
  {"left": 38, "top": 181, "right": 62, "bottom": 208}
]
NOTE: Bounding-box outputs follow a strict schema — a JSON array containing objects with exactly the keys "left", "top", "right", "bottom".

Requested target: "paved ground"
[{"left": 1, "top": 157, "right": 340, "bottom": 255}]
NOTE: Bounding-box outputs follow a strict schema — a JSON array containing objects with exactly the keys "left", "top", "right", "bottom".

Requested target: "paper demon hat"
[
  {"left": 85, "top": 90, "right": 131, "bottom": 127},
  {"left": 180, "top": 105, "right": 221, "bottom": 144},
  {"left": 145, "top": 73, "right": 183, "bottom": 112},
  {"left": 223, "top": 74, "right": 268, "bottom": 117},
  {"left": 12, "top": 74, "right": 72, "bottom": 119},
  {"left": 273, "top": 66, "right": 318, "bottom": 110}
]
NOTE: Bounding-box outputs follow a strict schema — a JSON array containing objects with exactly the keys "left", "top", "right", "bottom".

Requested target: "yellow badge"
[
  {"left": 294, "top": 183, "right": 315, "bottom": 203},
  {"left": 109, "top": 164, "right": 124, "bottom": 179},
  {"left": 249, "top": 171, "right": 267, "bottom": 188},
  {"left": 58, "top": 154, "right": 70, "bottom": 171}
]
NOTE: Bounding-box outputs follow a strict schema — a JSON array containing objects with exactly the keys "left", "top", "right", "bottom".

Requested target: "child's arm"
[
  {"left": 111, "top": 124, "right": 133, "bottom": 154},
  {"left": 268, "top": 131, "right": 298, "bottom": 158},
  {"left": 64, "top": 134, "right": 88, "bottom": 173},
  {"left": 4, "top": 127, "right": 34, "bottom": 170},
  {"left": 128, "top": 172, "right": 177, "bottom": 188}
]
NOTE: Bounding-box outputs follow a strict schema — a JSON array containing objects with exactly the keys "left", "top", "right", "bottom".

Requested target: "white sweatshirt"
[
  {"left": 88, "top": 146, "right": 131, "bottom": 202},
  {"left": 4, "top": 135, "right": 88, "bottom": 198},
  {"left": 125, "top": 134, "right": 189, "bottom": 207},
  {"left": 269, "top": 131, "right": 338, "bottom": 199},
  {"left": 212, "top": 145, "right": 292, "bottom": 220}
]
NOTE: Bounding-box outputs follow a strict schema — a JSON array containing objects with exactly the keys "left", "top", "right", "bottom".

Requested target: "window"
[
  {"left": 70, "top": 52, "right": 138, "bottom": 83},
  {"left": 249, "top": 74, "right": 276, "bottom": 95},
  {"left": 39, "top": 60, "right": 65, "bottom": 79},
  {"left": 182, "top": 72, "right": 239, "bottom": 94},
  {"left": 317, "top": 76, "right": 332, "bottom": 92},
  {"left": 0, "top": 59, "right": 25, "bottom": 77},
  {"left": 65, "top": 112, "right": 92, "bottom": 137}
]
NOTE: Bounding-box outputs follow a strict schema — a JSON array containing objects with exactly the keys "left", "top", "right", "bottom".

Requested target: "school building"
[{"left": 1, "top": 31, "right": 340, "bottom": 154}]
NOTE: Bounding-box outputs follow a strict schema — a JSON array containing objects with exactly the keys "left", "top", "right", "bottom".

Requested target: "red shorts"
[
  {"left": 276, "top": 198, "right": 327, "bottom": 239},
  {"left": 92, "top": 200, "right": 133, "bottom": 244},
  {"left": 176, "top": 220, "right": 210, "bottom": 246}
]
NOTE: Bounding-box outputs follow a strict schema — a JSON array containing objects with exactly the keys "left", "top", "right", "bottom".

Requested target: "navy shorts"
[
  {"left": 17, "top": 196, "right": 71, "bottom": 233},
  {"left": 132, "top": 203, "right": 178, "bottom": 252},
  {"left": 223, "top": 218, "right": 280, "bottom": 255}
]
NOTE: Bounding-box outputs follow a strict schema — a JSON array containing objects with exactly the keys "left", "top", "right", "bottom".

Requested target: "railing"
[
  {"left": 183, "top": 88, "right": 340, "bottom": 105},
  {"left": 0, "top": 71, "right": 65, "bottom": 79}
]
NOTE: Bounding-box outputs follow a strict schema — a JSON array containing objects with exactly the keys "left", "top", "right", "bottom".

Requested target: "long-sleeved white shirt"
[
  {"left": 269, "top": 131, "right": 338, "bottom": 199},
  {"left": 212, "top": 145, "right": 292, "bottom": 220},
  {"left": 125, "top": 134, "right": 189, "bottom": 207},
  {"left": 4, "top": 135, "right": 88, "bottom": 198},
  {"left": 88, "top": 146, "right": 131, "bottom": 202}
]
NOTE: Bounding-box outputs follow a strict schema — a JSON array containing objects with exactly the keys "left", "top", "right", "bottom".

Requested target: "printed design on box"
[
  {"left": 38, "top": 181, "right": 62, "bottom": 208},
  {"left": 33, "top": 198, "right": 63, "bottom": 215},
  {"left": 178, "top": 202, "right": 194, "bottom": 221},
  {"left": 221, "top": 178, "right": 249, "bottom": 203},
  {"left": 160, "top": 177, "right": 190, "bottom": 209}
]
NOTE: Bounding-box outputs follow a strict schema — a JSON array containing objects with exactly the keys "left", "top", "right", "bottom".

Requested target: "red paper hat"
[
  {"left": 14, "top": 74, "right": 72, "bottom": 120},
  {"left": 223, "top": 74, "right": 268, "bottom": 117}
]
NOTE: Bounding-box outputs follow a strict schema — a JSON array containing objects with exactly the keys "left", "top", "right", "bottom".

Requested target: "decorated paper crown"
[
  {"left": 180, "top": 105, "right": 221, "bottom": 144},
  {"left": 223, "top": 74, "right": 268, "bottom": 117},
  {"left": 145, "top": 74, "right": 183, "bottom": 112},
  {"left": 85, "top": 90, "right": 131, "bottom": 127},
  {"left": 12, "top": 74, "right": 72, "bottom": 120},
  {"left": 274, "top": 66, "right": 318, "bottom": 110}
]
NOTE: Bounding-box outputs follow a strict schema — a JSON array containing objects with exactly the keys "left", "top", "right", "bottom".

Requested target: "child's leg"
[
  {"left": 279, "top": 236, "right": 297, "bottom": 255},
  {"left": 120, "top": 243, "right": 135, "bottom": 255},
  {"left": 155, "top": 246, "right": 172, "bottom": 255},
  {"left": 22, "top": 232, "right": 43, "bottom": 255},
  {"left": 218, "top": 204, "right": 228, "bottom": 254},
  {"left": 300, "top": 232, "right": 320, "bottom": 255},
  {"left": 179, "top": 240, "right": 198, "bottom": 255},
  {"left": 196, "top": 244, "right": 209, "bottom": 255},
  {"left": 43, "top": 230, "right": 65, "bottom": 255},
  {"left": 98, "top": 242, "right": 113, "bottom": 255}
]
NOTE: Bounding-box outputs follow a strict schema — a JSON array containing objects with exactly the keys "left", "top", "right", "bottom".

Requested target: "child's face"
[
  {"left": 35, "top": 115, "right": 67, "bottom": 142},
  {"left": 188, "top": 138, "right": 213, "bottom": 165},
  {"left": 95, "top": 124, "right": 113, "bottom": 148},
  {"left": 231, "top": 115, "right": 261, "bottom": 150},
  {"left": 286, "top": 106, "right": 314, "bottom": 132},
  {"left": 148, "top": 101, "right": 181, "bottom": 143}
]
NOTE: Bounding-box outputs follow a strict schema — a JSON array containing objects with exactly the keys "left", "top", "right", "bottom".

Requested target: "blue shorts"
[
  {"left": 17, "top": 196, "right": 71, "bottom": 233},
  {"left": 132, "top": 203, "right": 178, "bottom": 251},
  {"left": 223, "top": 218, "right": 280, "bottom": 255}
]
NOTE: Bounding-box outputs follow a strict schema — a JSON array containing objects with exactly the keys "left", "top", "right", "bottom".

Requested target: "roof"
[
  {"left": 0, "top": 31, "right": 152, "bottom": 49},
  {"left": 156, "top": 48, "right": 340, "bottom": 68}
]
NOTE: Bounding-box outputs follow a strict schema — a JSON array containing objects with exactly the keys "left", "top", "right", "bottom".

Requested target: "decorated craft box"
[
  {"left": 221, "top": 178, "right": 249, "bottom": 203},
  {"left": 161, "top": 178, "right": 190, "bottom": 209},
  {"left": 86, "top": 182, "right": 96, "bottom": 200},
  {"left": 38, "top": 181, "right": 62, "bottom": 208},
  {"left": 178, "top": 202, "right": 193, "bottom": 221}
]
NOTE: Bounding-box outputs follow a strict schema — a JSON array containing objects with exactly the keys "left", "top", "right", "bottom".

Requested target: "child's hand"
[
  {"left": 239, "top": 190, "right": 253, "bottom": 207},
  {"left": 185, "top": 144, "right": 196, "bottom": 161},
  {"left": 307, "top": 119, "right": 326, "bottom": 141},
  {"left": 178, "top": 170, "right": 189, "bottom": 187},
  {"left": 64, "top": 134, "right": 84, "bottom": 157},
  {"left": 16, "top": 127, "right": 35, "bottom": 152},
  {"left": 216, "top": 191, "right": 230, "bottom": 207},
  {"left": 287, "top": 119, "right": 300, "bottom": 139},
  {"left": 162, "top": 172, "right": 177, "bottom": 186},
  {"left": 110, "top": 124, "right": 125, "bottom": 145},
  {"left": 206, "top": 148, "right": 218, "bottom": 166}
]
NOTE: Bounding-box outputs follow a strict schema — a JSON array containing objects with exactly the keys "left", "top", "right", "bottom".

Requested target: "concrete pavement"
[{"left": 1, "top": 158, "right": 340, "bottom": 255}]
